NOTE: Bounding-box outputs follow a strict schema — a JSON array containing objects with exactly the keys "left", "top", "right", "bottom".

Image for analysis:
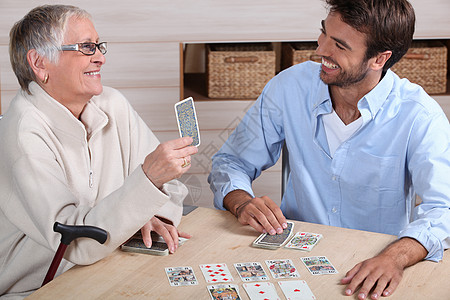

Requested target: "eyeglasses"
[{"left": 60, "top": 42, "right": 107, "bottom": 56}]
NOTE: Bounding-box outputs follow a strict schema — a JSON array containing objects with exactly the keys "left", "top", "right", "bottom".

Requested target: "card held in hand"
[
  {"left": 252, "top": 221, "right": 294, "bottom": 249},
  {"left": 174, "top": 97, "right": 200, "bottom": 146}
]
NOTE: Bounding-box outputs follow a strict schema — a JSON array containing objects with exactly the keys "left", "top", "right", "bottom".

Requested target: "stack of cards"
[
  {"left": 121, "top": 232, "right": 188, "bottom": 256},
  {"left": 284, "top": 232, "right": 322, "bottom": 251},
  {"left": 252, "top": 221, "right": 294, "bottom": 249},
  {"left": 175, "top": 97, "right": 201, "bottom": 146}
]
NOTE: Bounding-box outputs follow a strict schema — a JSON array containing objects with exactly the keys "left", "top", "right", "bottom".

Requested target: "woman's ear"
[
  {"left": 371, "top": 50, "right": 392, "bottom": 71},
  {"left": 27, "top": 49, "right": 48, "bottom": 83}
]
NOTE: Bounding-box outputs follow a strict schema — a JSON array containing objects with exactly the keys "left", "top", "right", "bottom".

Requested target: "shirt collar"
[{"left": 312, "top": 69, "right": 395, "bottom": 121}]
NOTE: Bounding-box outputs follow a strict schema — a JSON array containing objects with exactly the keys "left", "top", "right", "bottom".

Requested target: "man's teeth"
[
  {"left": 322, "top": 58, "right": 339, "bottom": 69},
  {"left": 85, "top": 71, "right": 100, "bottom": 75}
]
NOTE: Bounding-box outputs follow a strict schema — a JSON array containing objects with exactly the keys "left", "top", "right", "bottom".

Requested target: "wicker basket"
[
  {"left": 281, "top": 42, "right": 321, "bottom": 70},
  {"left": 206, "top": 43, "right": 276, "bottom": 99},
  {"left": 391, "top": 41, "right": 447, "bottom": 94}
]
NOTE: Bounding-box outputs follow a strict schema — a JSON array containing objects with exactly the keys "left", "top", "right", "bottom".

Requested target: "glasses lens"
[
  {"left": 80, "top": 43, "right": 96, "bottom": 55},
  {"left": 98, "top": 42, "right": 107, "bottom": 55}
]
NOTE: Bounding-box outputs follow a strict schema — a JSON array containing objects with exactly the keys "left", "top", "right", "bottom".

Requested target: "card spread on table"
[
  {"left": 265, "top": 259, "right": 300, "bottom": 279},
  {"left": 278, "top": 280, "right": 316, "bottom": 300},
  {"left": 200, "top": 263, "right": 234, "bottom": 283},
  {"left": 165, "top": 266, "right": 198, "bottom": 286},
  {"left": 252, "top": 221, "right": 294, "bottom": 249},
  {"left": 284, "top": 232, "right": 323, "bottom": 251},
  {"left": 174, "top": 97, "right": 201, "bottom": 146},
  {"left": 300, "top": 256, "right": 338, "bottom": 275},
  {"left": 243, "top": 282, "right": 280, "bottom": 300},
  {"left": 207, "top": 284, "right": 241, "bottom": 300},
  {"left": 234, "top": 262, "right": 268, "bottom": 282}
]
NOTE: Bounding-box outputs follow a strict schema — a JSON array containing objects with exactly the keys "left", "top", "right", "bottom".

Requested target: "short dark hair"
[{"left": 325, "top": 0, "right": 415, "bottom": 71}]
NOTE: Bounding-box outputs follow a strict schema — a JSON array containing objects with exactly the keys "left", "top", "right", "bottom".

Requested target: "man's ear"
[
  {"left": 371, "top": 50, "right": 392, "bottom": 71},
  {"left": 27, "top": 49, "right": 48, "bottom": 83}
]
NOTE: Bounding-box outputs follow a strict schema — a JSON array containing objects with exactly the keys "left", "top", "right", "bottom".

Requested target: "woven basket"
[
  {"left": 391, "top": 41, "right": 447, "bottom": 94},
  {"left": 206, "top": 43, "right": 276, "bottom": 99},
  {"left": 281, "top": 42, "right": 321, "bottom": 70}
]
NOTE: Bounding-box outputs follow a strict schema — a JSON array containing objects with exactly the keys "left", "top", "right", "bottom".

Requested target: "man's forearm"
[
  {"left": 381, "top": 237, "right": 428, "bottom": 268},
  {"left": 223, "top": 190, "right": 253, "bottom": 216}
]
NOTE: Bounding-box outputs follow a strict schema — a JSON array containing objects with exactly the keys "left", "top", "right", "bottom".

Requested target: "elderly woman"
[{"left": 0, "top": 5, "right": 198, "bottom": 298}]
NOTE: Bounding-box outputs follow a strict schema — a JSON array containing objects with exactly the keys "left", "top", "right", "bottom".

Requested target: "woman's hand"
[
  {"left": 140, "top": 217, "right": 191, "bottom": 254},
  {"left": 142, "top": 137, "right": 198, "bottom": 189}
]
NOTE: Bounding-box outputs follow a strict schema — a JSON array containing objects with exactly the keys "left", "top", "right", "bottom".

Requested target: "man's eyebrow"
[{"left": 321, "top": 19, "right": 353, "bottom": 51}]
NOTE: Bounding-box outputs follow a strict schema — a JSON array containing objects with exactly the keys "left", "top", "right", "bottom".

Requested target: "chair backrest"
[{"left": 281, "top": 143, "right": 290, "bottom": 199}]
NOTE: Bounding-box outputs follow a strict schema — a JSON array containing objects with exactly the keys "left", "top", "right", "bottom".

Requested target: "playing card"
[
  {"left": 278, "top": 280, "right": 316, "bottom": 300},
  {"left": 174, "top": 97, "right": 200, "bottom": 146},
  {"left": 200, "top": 263, "right": 234, "bottom": 283},
  {"left": 234, "top": 262, "right": 268, "bottom": 282},
  {"left": 207, "top": 284, "right": 242, "bottom": 300},
  {"left": 265, "top": 259, "right": 300, "bottom": 279},
  {"left": 284, "top": 232, "right": 322, "bottom": 251},
  {"left": 243, "top": 282, "right": 280, "bottom": 300},
  {"left": 165, "top": 266, "right": 198, "bottom": 286},
  {"left": 252, "top": 221, "right": 294, "bottom": 249},
  {"left": 300, "top": 256, "right": 338, "bottom": 275}
]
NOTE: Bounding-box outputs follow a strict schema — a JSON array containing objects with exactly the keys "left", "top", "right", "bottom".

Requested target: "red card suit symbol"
[{"left": 294, "top": 289, "right": 301, "bottom": 292}]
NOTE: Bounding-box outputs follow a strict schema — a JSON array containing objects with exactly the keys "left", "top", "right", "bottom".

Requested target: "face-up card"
[
  {"left": 200, "top": 263, "right": 234, "bottom": 283},
  {"left": 278, "top": 280, "right": 316, "bottom": 300},
  {"left": 207, "top": 284, "right": 242, "bottom": 300},
  {"left": 174, "top": 97, "right": 201, "bottom": 146},
  {"left": 252, "top": 221, "right": 294, "bottom": 249},
  {"left": 165, "top": 266, "right": 198, "bottom": 286},
  {"left": 265, "top": 259, "right": 300, "bottom": 279},
  {"left": 284, "top": 232, "right": 322, "bottom": 251},
  {"left": 243, "top": 282, "right": 280, "bottom": 300},
  {"left": 234, "top": 262, "right": 268, "bottom": 282},
  {"left": 300, "top": 256, "right": 338, "bottom": 275}
]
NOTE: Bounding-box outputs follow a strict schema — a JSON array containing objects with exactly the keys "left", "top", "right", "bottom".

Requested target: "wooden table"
[{"left": 28, "top": 207, "right": 450, "bottom": 299}]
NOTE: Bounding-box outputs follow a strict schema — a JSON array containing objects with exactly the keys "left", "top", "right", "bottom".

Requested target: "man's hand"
[
  {"left": 342, "top": 237, "right": 427, "bottom": 299},
  {"left": 142, "top": 137, "right": 198, "bottom": 189},
  {"left": 224, "top": 190, "right": 287, "bottom": 235},
  {"left": 140, "top": 216, "right": 191, "bottom": 254}
]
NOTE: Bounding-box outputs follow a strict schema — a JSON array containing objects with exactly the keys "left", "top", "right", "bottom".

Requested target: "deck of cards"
[
  {"left": 175, "top": 97, "right": 200, "bottom": 146},
  {"left": 252, "top": 221, "right": 294, "bottom": 249},
  {"left": 121, "top": 231, "right": 188, "bottom": 256}
]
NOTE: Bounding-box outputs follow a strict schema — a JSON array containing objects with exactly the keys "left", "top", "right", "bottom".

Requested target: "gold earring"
[{"left": 43, "top": 74, "right": 48, "bottom": 84}]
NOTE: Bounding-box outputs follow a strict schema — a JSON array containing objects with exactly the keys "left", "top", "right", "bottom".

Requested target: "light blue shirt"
[{"left": 208, "top": 61, "right": 450, "bottom": 262}]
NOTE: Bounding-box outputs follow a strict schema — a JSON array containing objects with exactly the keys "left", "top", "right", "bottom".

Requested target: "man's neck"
[{"left": 330, "top": 72, "right": 382, "bottom": 125}]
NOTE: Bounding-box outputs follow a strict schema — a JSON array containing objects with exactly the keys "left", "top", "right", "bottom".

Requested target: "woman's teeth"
[{"left": 85, "top": 71, "right": 100, "bottom": 75}]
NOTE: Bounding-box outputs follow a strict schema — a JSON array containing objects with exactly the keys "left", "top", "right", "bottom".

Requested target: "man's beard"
[{"left": 320, "top": 57, "right": 370, "bottom": 88}]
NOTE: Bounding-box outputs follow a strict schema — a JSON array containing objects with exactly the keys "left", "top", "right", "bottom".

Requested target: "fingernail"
[
  {"left": 345, "top": 289, "right": 352, "bottom": 295},
  {"left": 359, "top": 293, "right": 366, "bottom": 299},
  {"left": 269, "top": 229, "right": 276, "bottom": 235},
  {"left": 276, "top": 227, "right": 283, "bottom": 234},
  {"left": 372, "top": 293, "right": 378, "bottom": 299},
  {"left": 262, "top": 229, "right": 267, "bottom": 234},
  {"left": 282, "top": 223, "right": 288, "bottom": 229},
  {"left": 383, "top": 291, "right": 390, "bottom": 296}
]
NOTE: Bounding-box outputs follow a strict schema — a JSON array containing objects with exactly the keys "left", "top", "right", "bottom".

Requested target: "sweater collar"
[{"left": 26, "top": 82, "right": 108, "bottom": 141}]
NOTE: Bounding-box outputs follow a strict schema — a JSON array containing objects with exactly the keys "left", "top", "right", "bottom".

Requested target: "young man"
[{"left": 208, "top": 0, "right": 450, "bottom": 299}]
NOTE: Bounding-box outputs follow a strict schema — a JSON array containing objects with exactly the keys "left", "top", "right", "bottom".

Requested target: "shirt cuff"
[{"left": 398, "top": 228, "right": 443, "bottom": 262}]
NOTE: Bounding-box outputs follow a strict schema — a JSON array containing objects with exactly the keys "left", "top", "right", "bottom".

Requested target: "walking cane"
[{"left": 42, "top": 222, "right": 108, "bottom": 286}]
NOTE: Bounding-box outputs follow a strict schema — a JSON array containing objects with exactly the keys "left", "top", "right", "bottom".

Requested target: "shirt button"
[
  {"left": 332, "top": 207, "right": 338, "bottom": 213},
  {"left": 331, "top": 175, "right": 337, "bottom": 181}
]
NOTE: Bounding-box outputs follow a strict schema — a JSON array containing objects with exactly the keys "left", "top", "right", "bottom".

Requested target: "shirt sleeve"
[
  {"left": 399, "top": 110, "right": 450, "bottom": 262},
  {"left": 208, "top": 79, "right": 285, "bottom": 209}
]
